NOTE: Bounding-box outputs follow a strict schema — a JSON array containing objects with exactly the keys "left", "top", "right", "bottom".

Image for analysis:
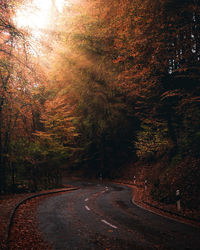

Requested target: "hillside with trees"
[{"left": 0, "top": 0, "right": 199, "bottom": 214}]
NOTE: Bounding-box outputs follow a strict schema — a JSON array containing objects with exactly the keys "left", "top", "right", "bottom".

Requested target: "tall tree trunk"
[
  {"left": 0, "top": 97, "right": 6, "bottom": 193},
  {"left": 100, "top": 134, "right": 105, "bottom": 179},
  {"left": 11, "top": 161, "right": 16, "bottom": 193},
  {"left": 167, "top": 116, "right": 178, "bottom": 158}
]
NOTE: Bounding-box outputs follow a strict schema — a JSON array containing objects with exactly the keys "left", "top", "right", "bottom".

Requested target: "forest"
[{"left": 0, "top": 0, "right": 199, "bottom": 210}]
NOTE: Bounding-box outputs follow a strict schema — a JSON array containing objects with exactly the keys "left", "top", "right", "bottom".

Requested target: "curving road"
[{"left": 38, "top": 181, "right": 200, "bottom": 249}]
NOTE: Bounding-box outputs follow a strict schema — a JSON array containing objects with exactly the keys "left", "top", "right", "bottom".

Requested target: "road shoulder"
[{"left": 113, "top": 181, "right": 200, "bottom": 228}]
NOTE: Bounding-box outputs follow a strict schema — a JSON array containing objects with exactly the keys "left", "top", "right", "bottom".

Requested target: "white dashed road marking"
[
  {"left": 85, "top": 205, "right": 91, "bottom": 211},
  {"left": 83, "top": 189, "right": 117, "bottom": 230},
  {"left": 101, "top": 219, "right": 118, "bottom": 229}
]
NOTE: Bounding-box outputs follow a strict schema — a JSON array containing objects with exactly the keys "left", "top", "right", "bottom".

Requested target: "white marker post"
[
  {"left": 134, "top": 176, "right": 136, "bottom": 185},
  {"left": 176, "top": 189, "right": 181, "bottom": 211}
]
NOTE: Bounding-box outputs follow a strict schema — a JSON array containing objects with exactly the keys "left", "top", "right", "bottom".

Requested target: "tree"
[
  {"left": 51, "top": 1, "right": 141, "bottom": 176},
  {"left": 0, "top": 0, "right": 44, "bottom": 192}
]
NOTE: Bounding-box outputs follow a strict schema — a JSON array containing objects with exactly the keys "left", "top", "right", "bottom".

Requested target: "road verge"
[
  {"left": 6, "top": 187, "right": 79, "bottom": 249},
  {"left": 113, "top": 181, "right": 200, "bottom": 228}
]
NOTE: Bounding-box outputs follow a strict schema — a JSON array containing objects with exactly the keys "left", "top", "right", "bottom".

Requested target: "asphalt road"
[{"left": 38, "top": 181, "right": 200, "bottom": 249}]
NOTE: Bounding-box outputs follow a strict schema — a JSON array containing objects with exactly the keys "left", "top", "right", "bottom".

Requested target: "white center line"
[
  {"left": 85, "top": 198, "right": 89, "bottom": 202},
  {"left": 101, "top": 219, "right": 118, "bottom": 229},
  {"left": 85, "top": 205, "right": 91, "bottom": 211}
]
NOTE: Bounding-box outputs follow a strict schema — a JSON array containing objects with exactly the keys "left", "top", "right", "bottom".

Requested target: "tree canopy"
[{"left": 0, "top": 0, "right": 199, "bottom": 194}]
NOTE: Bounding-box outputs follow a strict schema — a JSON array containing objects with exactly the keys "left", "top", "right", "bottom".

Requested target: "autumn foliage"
[{"left": 0, "top": 0, "right": 199, "bottom": 210}]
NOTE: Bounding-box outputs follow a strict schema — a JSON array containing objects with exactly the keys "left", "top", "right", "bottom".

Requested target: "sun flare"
[{"left": 14, "top": 0, "right": 67, "bottom": 33}]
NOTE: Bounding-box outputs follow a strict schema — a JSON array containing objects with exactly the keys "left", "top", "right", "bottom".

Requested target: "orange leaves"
[
  {"left": 35, "top": 94, "right": 78, "bottom": 147},
  {"left": 113, "top": 56, "right": 126, "bottom": 64}
]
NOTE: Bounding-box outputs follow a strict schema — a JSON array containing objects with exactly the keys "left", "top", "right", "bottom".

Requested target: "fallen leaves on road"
[
  {"left": 0, "top": 187, "right": 72, "bottom": 249},
  {"left": 8, "top": 196, "right": 52, "bottom": 250},
  {"left": 0, "top": 193, "right": 36, "bottom": 249}
]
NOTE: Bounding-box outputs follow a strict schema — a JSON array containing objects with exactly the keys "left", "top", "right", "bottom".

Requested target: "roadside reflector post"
[
  {"left": 134, "top": 176, "right": 136, "bottom": 185},
  {"left": 176, "top": 189, "right": 181, "bottom": 211}
]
